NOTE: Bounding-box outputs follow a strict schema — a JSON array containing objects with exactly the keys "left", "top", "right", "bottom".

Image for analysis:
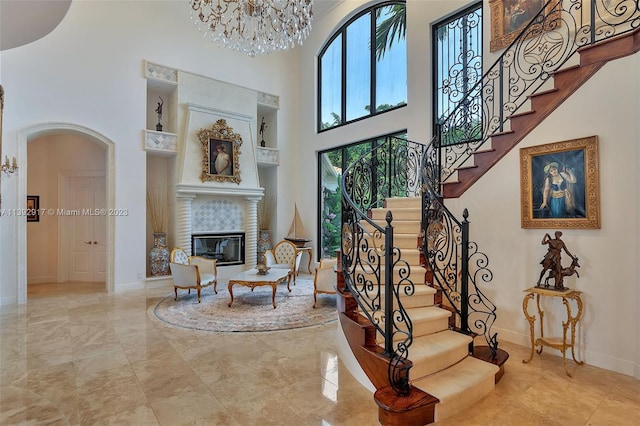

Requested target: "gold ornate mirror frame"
[{"left": 197, "top": 119, "right": 242, "bottom": 184}]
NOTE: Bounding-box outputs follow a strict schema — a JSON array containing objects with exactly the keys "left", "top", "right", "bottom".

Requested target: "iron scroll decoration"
[{"left": 198, "top": 119, "right": 243, "bottom": 184}]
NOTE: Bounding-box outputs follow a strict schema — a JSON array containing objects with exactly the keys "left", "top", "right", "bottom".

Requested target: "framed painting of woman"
[
  {"left": 489, "top": 0, "right": 554, "bottom": 52},
  {"left": 197, "top": 119, "right": 242, "bottom": 184},
  {"left": 520, "top": 136, "right": 600, "bottom": 229}
]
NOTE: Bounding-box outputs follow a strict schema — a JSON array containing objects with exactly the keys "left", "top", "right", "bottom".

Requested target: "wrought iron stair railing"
[
  {"left": 341, "top": 136, "right": 423, "bottom": 395},
  {"left": 437, "top": 0, "right": 640, "bottom": 183},
  {"left": 421, "top": 135, "right": 498, "bottom": 354},
  {"left": 340, "top": 135, "right": 499, "bottom": 395}
]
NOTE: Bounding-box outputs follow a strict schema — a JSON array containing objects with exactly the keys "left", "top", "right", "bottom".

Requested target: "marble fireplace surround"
[{"left": 174, "top": 188, "right": 262, "bottom": 272}]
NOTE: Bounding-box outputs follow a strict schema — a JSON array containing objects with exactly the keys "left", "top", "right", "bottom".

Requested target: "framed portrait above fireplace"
[{"left": 197, "top": 119, "right": 242, "bottom": 184}]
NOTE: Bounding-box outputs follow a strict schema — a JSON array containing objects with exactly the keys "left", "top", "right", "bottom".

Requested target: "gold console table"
[{"left": 522, "top": 286, "right": 584, "bottom": 377}]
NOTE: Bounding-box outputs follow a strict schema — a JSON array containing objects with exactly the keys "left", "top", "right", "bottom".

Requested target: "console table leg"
[{"left": 522, "top": 292, "right": 536, "bottom": 363}]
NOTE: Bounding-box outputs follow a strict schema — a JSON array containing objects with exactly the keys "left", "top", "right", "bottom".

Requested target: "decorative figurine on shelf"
[
  {"left": 536, "top": 231, "right": 580, "bottom": 290},
  {"left": 259, "top": 117, "right": 267, "bottom": 147},
  {"left": 155, "top": 96, "right": 164, "bottom": 132}
]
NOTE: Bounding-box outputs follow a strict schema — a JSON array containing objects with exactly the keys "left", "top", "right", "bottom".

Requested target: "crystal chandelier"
[{"left": 190, "top": 0, "right": 314, "bottom": 57}]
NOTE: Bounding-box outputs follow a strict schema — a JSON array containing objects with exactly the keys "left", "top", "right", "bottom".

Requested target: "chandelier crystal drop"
[{"left": 190, "top": 0, "right": 314, "bottom": 57}]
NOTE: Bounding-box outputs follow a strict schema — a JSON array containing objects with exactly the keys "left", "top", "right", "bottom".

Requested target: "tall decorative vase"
[
  {"left": 257, "top": 229, "right": 272, "bottom": 263},
  {"left": 149, "top": 232, "right": 170, "bottom": 276}
]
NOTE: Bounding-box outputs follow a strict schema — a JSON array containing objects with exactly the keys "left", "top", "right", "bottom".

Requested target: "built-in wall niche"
[{"left": 257, "top": 93, "right": 278, "bottom": 149}]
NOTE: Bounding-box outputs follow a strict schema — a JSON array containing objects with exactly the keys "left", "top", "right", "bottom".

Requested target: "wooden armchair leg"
[
  {"left": 213, "top": 281, "right": 218, "bottom": 294},
  {"left": 174, "top": 287, "right": 178, "bottom": 301},
  {"left": 313, "top": 291, "right": 318, "bottom": 308}
]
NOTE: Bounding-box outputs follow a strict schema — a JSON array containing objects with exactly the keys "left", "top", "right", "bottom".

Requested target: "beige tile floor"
[{"left": 0, "top": 280, "right": 639, "bottom": 425}]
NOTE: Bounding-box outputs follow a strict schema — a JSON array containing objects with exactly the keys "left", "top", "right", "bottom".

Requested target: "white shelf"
[
  {"left": 144, "top": 130, "right": 177, "bottom": 155},
  {"left": 256, "top": 147, "right": 279, "bottom": 166}
]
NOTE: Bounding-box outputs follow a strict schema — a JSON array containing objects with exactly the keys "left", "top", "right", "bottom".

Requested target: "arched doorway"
[{"left": 17, "top": 123, "right": 115, "bottom": 303}]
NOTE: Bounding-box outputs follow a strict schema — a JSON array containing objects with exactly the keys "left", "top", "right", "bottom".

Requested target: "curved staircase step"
[
  {"left": 412, "top": 356, "right": 499, "bottom": 422},
  {"left": 409, "top": 331, "right": 473, "bottom": 379},
  {"left": 380, "top": 284, "right": 440, "bottom": 310}
]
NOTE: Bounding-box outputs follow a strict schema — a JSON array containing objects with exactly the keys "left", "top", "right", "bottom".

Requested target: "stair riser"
[
  {"left": 352, "top": 268, "right": 426, "bottom": 283},
  {"left": 371, "top": 208, "right": 421, "bottom": 221},
  {"left": 433, "top": 375, "right": 495, "bottom": 422},
  {"left": 370, "top": 221, "right": 421, "bottom": 234},
  {"left": 360, "top": 234, "right": 419, "bottom": 250},
  {"left": 378, "top": 293, "right": 435, "bottom": 310},
  {"left": 384, "top": 197, "right": 421, "bottom": 209},
  {"left": 410, "top": 345, "right": 470, "bottom": 379},
  {"left": 379, "top": 316, "right": 449, "bottom": 345}
]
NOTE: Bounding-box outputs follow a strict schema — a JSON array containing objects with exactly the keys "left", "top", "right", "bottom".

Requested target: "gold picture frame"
[
  {"left": 489, "top": 0, "right": 553, "bottom": 52},
  {"left": 27, "top": 195, "right": 40, "bottom": 222},
  {"left": 197, "top": 119, "right": 242, "bottom": 184},
  {"left": 520, "top": 136, "right": 600, "bottom": 229}
]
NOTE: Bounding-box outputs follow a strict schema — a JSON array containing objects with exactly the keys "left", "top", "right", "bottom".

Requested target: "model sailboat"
[{"left": 285, "top": 204, "right": 310, "bottom": 247}]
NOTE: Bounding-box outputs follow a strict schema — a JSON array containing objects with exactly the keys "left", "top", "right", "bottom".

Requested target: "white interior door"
[{"left": 69, "top": 176, "right": 106, "bottom": 282}]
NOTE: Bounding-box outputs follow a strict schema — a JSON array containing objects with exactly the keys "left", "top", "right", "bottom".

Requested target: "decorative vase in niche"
[
  {"left": 257, "top": 229, "right": 272, "bottom": 263},
  {"left": 149, "top": 232, "right": 170, "bottom": 276}
]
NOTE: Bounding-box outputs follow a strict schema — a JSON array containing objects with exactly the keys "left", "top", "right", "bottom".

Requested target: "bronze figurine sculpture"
[{"left": 537, "top": 231, "right": 580, "bottom": 290}]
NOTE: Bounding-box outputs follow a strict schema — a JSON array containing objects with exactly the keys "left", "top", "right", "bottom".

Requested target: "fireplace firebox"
[{"left": 192, "top": 233, "right": 245, "bottom": 266}]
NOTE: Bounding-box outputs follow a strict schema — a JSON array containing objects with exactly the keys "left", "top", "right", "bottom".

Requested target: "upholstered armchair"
[
  {"left": 313, "top": 258, "right": 337, "bottom": 308},
  {"left": 169, "top": 247, "right": 218, "bottom": 295},
  {"left": 264, "top": 240, "right": 303, "bottom": 284},
  {"left": 169, "top": 262, "right": 215, "bottom": 303}
]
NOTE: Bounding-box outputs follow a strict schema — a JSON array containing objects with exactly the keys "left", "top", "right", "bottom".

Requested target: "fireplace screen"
[{"left": 192, "top": 233, "right": 245, "bottom": 266}]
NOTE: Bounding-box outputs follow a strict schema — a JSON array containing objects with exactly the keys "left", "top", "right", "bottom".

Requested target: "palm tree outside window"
[{"left": 318, "top": 1, "right": 407, "bottom": 132}]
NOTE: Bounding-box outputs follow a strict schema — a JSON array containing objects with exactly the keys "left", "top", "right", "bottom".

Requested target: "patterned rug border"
[{"left": 148, "top": 276, "right": 337, "bottom": 333}]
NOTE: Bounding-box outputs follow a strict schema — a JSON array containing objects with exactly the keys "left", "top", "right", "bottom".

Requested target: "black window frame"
[{"left": 317, "top": 0, "right": 407, "bottom": 133}]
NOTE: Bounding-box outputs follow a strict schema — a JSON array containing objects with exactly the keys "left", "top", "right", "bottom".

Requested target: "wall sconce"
[{"left": 1, "top": 155, "right": 18, "bottom": 175}]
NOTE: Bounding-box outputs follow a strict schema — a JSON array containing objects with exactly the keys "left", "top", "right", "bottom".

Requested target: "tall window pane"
[
  {"left": 346, "top": 14, "right": 371, "bottom": 121},
  {"left": 318, "top": 131, "right": 407, "bottom": 259},
  {"left": 433, "top": 2, "right": 482, "bottom": 145},
  {"left": 318, "top": 1, "right": 406, "bottom": 132},
  {"left": 320, "top": 35, "right": 342, "bottom": 130},
  {"left": 319, "top": 151, "right": 342, "bottom": 258},
  {"left": 376, "top": 4, "right": 407, "bottom": 112}
]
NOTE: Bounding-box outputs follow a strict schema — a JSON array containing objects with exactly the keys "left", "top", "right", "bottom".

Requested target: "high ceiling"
[
  {"left": 0, "top": 0, "right": 72, "bottom": 51},
  {"left": 0, "top": 0, "right": 342, "bottom": 52}
]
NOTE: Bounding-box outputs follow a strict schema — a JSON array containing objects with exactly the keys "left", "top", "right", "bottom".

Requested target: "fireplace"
[{"left": 192, "top": 233, "right": 245, "bottom": 266}]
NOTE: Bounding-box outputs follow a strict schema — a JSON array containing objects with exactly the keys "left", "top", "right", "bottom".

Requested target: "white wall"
[
  {"left": 296, "top": 0, "right": 640, "bottom": 378},
  {"left": 0, "top": 0, "right": 300, "bottom": 298}
]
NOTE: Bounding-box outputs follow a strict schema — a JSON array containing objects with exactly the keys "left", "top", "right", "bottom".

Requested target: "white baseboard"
[
  {"left": 145, "top": 277, "right": 173, "bottom": 288},
  {"left": 0, "top": 295, "right": 18, "bottom": 306},
  {"left": 494, "top": 326, "right": 638, "bottom": 377},
  {"left": 114, "top": 280, "right": 146, "bottom": 292}
]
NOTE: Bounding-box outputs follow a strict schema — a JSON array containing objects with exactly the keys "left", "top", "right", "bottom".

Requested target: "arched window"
[{"left": 318, "top": 1, "right": 407, "bottom": 132}]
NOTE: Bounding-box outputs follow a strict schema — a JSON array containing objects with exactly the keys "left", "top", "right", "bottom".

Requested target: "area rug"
[{"left": 149, "top": 274, "right": 337, "bottom": 333}]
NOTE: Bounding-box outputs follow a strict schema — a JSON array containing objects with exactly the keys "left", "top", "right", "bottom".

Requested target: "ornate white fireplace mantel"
[{"left": 175, "top": 185, "right": 263, "bottom": 269}]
